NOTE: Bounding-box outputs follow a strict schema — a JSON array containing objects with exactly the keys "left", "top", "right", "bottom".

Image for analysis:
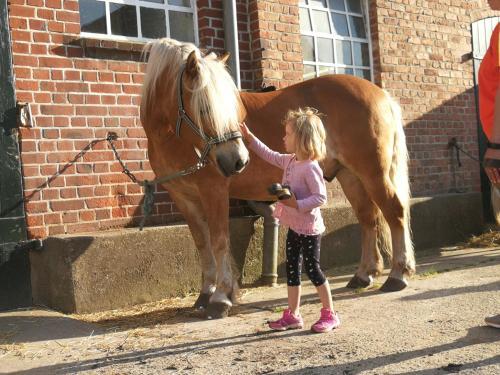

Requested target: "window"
[
  {"left": 299, "top": 0, "right": 372, "bottom": 81},
  {"left": 78, "top": 0, "right": 198, "bottom": 43}
]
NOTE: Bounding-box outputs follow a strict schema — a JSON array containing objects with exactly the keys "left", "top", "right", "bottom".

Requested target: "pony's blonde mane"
[{"left": 141, "top": 38, "right": 240, "bottom": 138}]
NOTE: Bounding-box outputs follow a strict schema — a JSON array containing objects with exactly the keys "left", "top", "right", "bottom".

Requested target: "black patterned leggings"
[{"left": 286, "top": 229, "right": 326, "bottom": 287}]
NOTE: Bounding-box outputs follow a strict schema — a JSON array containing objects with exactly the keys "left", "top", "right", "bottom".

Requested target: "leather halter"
[{"left": 175, "top": 65, "right": 242, "bottom": 165}]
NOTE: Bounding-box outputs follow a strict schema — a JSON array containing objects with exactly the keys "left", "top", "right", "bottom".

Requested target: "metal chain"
[
  {"left": 105, "top": 132, "right": 208, "bottom": 230},
  {"left": 0, "top": 132, "right": 207, "bottom": 231},
  {"left": 447, "top": 137, "right": 481, "bottom": 168},
  {"left": 106, "top": 132, "right": 140, "bottom": 184}
]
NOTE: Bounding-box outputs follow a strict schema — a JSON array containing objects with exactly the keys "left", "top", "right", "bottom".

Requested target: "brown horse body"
[{"left": 141, "top": 39, "right": 415, "bottom": 318}]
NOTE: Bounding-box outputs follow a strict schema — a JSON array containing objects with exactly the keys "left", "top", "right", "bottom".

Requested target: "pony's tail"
[{"left": 385, "top": 91, "right": 415, "bottom": 275}]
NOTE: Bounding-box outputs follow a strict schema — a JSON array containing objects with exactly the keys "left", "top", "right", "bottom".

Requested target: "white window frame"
[
  {"left": 300, "top": 0, "right": 373, "bottom": 81},
  {"left": 79, "top": 0, "right": 199, "bottom": 45}
]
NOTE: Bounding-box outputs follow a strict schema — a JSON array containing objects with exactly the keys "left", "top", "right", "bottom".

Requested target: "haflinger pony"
[{"left": 141, "top": 38, "right": 415, "bottom": 319}]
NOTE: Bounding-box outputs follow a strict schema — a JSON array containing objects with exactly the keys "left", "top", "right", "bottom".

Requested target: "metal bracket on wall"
[{"left": 16, "top": 102, "right": 33, "bottom": 127}]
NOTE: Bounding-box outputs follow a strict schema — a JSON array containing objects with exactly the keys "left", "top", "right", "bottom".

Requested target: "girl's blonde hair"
[{"left": 284, "top": 107, "right": 326, "bottom": 161}]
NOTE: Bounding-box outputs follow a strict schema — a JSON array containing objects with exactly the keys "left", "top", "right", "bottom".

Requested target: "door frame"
[{"left": 0, "top": 1, "right": 31, "bottom": 310}]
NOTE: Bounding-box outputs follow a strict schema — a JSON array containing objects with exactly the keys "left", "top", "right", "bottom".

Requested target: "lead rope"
[{"left": 106, "top": 132, "right": 208, "bottom": 230}]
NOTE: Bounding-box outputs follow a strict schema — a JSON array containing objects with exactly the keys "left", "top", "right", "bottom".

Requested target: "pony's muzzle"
[
  {"left": 235, "top": 158, "right": 249, "bottom": 172},
  {"left": 216, "top": 153, "right": 249, "bottom": 176},
  {"left": 215, "top": 141, "right": 250, "bottom": 177}
]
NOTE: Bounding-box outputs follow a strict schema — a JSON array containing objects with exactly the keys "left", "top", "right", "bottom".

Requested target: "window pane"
[
  {"left": 304, "top": 64, "right": 316, "bottom": 80},
  {"left": 337, "top": 67, "right": 353, "bottom": 75},
  {"left": 110, "top": 3, "right": 138, "bottom": 37},
  {"left": 79, "top": 0, "right": 106, "bottom": 34},
  {"left": 347, "top": 0, "right": 362, "bottom": 13},
  {"left": 319, "top": 66, "right": 334, "bottom": 76},
  {"left": 335, "top": 39, "right": 352, "bottom": 65},
  {"left": 301, "top": 35, "right": 315, "bottom": 61},
  {"left": 169, "top": 11, "right": 195, "bottom": 43},
  {"left": 310, "top": 0, "right": 326, "bottom": 7},
  {"left": 299, "top": 8, "right": 312, "bottom": 32},
  {"left": 328, "top": 0, "right": 345, "bottom": 11},
  {"left": 353, "top": 42, "right": 369, "bottom": 66},
  {"left": 312, "top": 10, "right": 331, "bottom": 33},
  {"left": 141, "top": 7, "right": 166, "bottom": 39},
  {"left": 355, "top": 69, "right": 371, "bottom": 80},
  {"left": 143, "top": 0, "right": 164, "bottom": 3},
  {"left": 168, "top": 0, "right": 191, "bottom": 6},
  {"left": 349, "top": 16, "right": 366, "bottom": 38},
  {"left": 317, "top": 38, "right": 334, "bottom": 63},
  {"left": 332, "top": 12, "right": 349, "bottom": 36}
]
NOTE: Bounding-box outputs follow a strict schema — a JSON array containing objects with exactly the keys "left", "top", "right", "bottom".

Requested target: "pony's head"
[{"left": 141, "top": 39, "right": 249, "bottom": 177}]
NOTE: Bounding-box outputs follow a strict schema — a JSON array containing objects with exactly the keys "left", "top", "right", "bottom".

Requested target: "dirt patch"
[{"left": 1, "top": 247, "right": 499, "bottom": 374}]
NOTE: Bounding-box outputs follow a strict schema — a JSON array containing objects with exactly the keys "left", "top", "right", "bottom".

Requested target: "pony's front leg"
[
  {"left": 169, "top": 190, "right": 216, "bottom": 310},
  {"left": 200, "top": 187, "right": 237, "bottom": 319}
]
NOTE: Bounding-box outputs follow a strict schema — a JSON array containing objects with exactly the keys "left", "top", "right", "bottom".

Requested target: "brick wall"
[
  {"left": 8, "top": 0, "right": 254, "bottom": 239},
  {"left": 248, "top": 0, "right": 303, "bottom": 89},
  {"left": 197, "top": 0, "right": 254, "bottom": 90},
  {"left": 8, "top": 0, "right": 496, "bottom": 238},
  {"left": 10, "top": 0, "right": 149, "bottom": 238},
  {"left": 373, "top": 0, "right": 494, "bottom": 195}
]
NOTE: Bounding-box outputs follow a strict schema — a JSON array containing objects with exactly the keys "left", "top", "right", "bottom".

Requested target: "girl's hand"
[
  {"left": 239, "top": 122, "right": 253, "bottom": 142},
  {"left": 280, "top": 193, "right": 298, "bottom": 209}
]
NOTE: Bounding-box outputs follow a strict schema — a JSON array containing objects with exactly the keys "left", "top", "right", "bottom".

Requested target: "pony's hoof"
[
  {"left": 205, "top": 302, "right": 231, "bottom": 319},
  {"left": 346, "top": 275, "right": 371, "bottom": 289},
  {"left": 380, "top": 277, "right": 407, "bottom": 292},
  {"left": 193, "top": 293, "right": 211, "bottom": 310}
]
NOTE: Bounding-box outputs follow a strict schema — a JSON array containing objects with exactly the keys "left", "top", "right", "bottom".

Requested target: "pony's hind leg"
[
  {"left": 362, "top": 175, "right": 415, "bottom": 291},
  {"left": 336, "top": 169, "right": 385, "bottom": 288},
  {"left": 169, "top": 190, "right": 216, "bottom": 310}
]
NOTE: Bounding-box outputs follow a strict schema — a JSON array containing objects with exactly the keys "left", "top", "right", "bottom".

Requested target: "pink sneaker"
[
  {"left": 268, "top": 309, "right": 304, "bottom": 331},
  {"left": 311, "top": 308, "right": 341, "bottom": 333}
]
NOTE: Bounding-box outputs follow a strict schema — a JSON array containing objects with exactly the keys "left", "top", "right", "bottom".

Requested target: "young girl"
[{"left": 240, "top": 107, "right": 340, "bottom": 333}]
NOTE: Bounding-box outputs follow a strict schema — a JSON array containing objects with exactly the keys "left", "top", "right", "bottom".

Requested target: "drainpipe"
[
  {"left": 223, "top": 3, "right": 276, "bottom": 282},
  {"left": 223, "top": 0, "right": 241, "bottom": 89},
  {"left": 247, "top": 201, "right": 278, "bottom": 286}
]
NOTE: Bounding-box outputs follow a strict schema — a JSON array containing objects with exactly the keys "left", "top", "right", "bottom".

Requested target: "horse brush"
[{"left": 268, "top": 183, "right": 292, "bottom": 200}]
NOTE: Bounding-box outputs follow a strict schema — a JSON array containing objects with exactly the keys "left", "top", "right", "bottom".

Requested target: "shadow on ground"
[
  {"left": 1, "top": 249, "right": 499, "bottom": 344},
  {"left": 7, "top": 325, "right": 499, "bottom": 375}
]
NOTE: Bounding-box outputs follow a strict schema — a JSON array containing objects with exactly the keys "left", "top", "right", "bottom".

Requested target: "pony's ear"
[
  {"left": 220, "top": 51, "right": 230, "bottom": 64},
  {"left": 186, "top": 50, "right": 200, "bottom": 77}
]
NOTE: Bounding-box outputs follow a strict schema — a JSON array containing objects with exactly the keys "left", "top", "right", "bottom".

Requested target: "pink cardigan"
[{"left": 249, "top": 137, "right": 327, "bottom": 235}]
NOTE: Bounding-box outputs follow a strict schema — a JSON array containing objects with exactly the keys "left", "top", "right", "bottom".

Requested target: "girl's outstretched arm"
[{"left": 239, "top": 122, "right": 291, "bottom": 170}]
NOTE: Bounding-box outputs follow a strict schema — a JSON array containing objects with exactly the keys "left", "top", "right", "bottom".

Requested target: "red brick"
[
  {"left": 44, "top": 213, "right": 62, "bottom": 225},
  {"left": 9, "top": 5, "right": 35, "bottom": 17},
  {"left": 40, "top": 105, "right": 73, "bottom": 116},
  {"left": 27, "top": 227, "right": 48, "bottom": 239},
  {"left": 56, "top": 10, "right": 79, "bottom": 22},
  {"left": 66, "top": 222, "right": 99, "bottom": 234},
  {"left": 90, "top": 84, "right": 121, "bottom": 94},
  {"left": 86, "top": 197, "right": 118, "bottom": 209},
  {"left": 45, "top": 0, "right": 62, "bottom": 9},
  {"left": 39, "top": 57, "right": 72, "bottom": 68},
  {"left": 50, "top": 199, "right": 85, "bottom": 211}
]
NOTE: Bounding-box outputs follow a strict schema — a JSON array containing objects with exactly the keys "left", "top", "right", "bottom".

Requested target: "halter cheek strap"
[{"left": 176, "top": 68, "right": 206, "bottom": 139}]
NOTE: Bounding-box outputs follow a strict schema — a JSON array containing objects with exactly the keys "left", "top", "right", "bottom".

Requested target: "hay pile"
[
  {"left": 72, "top": 296, "right": 196, "bottom": 329},
  {"left": 464, "top": 230, "right": 500, "bottom": 248}
]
